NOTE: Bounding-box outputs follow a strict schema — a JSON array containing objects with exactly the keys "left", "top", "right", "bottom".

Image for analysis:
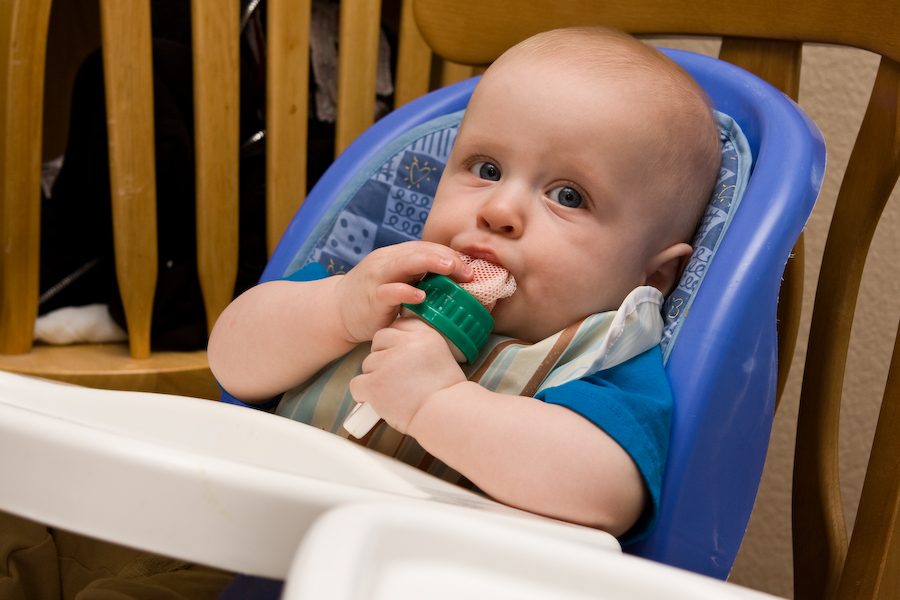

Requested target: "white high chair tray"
[
  {"left": 0, "top": 371, "right": 618, "bottom": 578},
  {"left": 285, "top": 503, "right": 784, "bottom": 600}
]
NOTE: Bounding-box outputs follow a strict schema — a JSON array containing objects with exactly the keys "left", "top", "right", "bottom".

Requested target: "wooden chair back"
[
  {"left": 0, "top": 0, "right": 438, "bottom": 398},
  {"left": 409, "top": 0, "right": 900, "bottom": 598}
]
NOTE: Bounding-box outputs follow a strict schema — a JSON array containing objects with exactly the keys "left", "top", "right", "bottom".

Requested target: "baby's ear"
[{"left": 644, "top": 243, "right": 693, "bottom": 297}]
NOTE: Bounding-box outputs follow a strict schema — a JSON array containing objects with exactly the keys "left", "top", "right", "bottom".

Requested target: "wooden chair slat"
[
  {"left": 99, "top": 0, "right": 158, "bottom": 359},
  {"left": 335, "top": 0, "right": 382, "bottom": 156},
  {"left": 192, "top": 0, "right": 240, "bottom": 333},
  {"left": 438, "top": 61, "right": 477, "bottom": 89},
  {"left": 0, "top": 0, "right": 50, "bottom": 354},
  {"left": 793, "top": 57, "right": 900, "bottom": 600},
  {"left": 394, "top": 0, "right": 432, "bottom": 108},
  {"left": 775, "top": 234, "right": 805, "bottom": 408},
  {"left": 266, "top": 0, "right": 311, "bottom": 255},
  {"left": 717, "top": 37, "right": 803, "bottom": 408},
  {"left": 718, "top": 37, "right": 802, "bottom": 100},
  {"left": 838, "top": 316, "right": 900, "bottom": 600}
]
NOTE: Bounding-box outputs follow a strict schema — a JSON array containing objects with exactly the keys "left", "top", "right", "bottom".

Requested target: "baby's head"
[{"left": 422, "top": 27, "right": 721, "bottom": 342}]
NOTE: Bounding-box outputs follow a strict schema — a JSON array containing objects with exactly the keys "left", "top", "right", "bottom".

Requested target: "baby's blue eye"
[
  {"left": 549, "top": 186, "right": 583, "bottom": 208},
  {"left": 470, "top": 161, "right": 501, "bottom": 181}
]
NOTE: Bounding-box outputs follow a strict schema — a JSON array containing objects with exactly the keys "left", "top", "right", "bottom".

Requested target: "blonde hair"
[{"left": 493, "top": 27, "right": 721, "bottom": 244}]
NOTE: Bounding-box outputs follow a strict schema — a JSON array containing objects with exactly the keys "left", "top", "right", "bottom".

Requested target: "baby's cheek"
[
  {"left": 419, "top": 222, "right": 436, "bottom": 243},
  {"left": 419, "top": 209, "right": 443, "bottom": 242}
]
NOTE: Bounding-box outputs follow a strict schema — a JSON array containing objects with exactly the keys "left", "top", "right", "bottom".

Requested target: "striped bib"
[{"left": 276, "top": 286, "right": 663, "bottom": 485}]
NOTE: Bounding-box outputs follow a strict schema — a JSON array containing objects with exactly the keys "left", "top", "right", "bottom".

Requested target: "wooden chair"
[
  {"left": 0, "top": 0, "right": 438, "bottom": 398},
  {"left": 409, "top": 0, "right": 900, "bottom": 598}
]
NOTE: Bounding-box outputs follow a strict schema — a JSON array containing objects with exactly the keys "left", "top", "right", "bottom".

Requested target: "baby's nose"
[{"left": 477, "top": 191, "right": 524, "bottom": 235}]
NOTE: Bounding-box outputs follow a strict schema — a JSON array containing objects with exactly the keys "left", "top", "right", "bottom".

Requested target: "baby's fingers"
[
  {"left": 359, "top": 348, "right": 383, "bottom": 374},
  {"left": 374, "top": 282, "right": 426, "bottom": 309},
  {"left": 369, "top": 322, "right": 411, "bottom": 352},
  {"left": 421, "top": 252, "right": 474, "bottom": 282},
  {"left": 385, "top": 246, "right": 473, "bottom": 284}
]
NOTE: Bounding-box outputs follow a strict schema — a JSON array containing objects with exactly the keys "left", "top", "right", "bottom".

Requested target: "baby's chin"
[
  {"left": 490, "top": 305, "right": 557, "bottom": 343},
  {"left": 488, "top": 305, "right": 525, "bottom": 341}
]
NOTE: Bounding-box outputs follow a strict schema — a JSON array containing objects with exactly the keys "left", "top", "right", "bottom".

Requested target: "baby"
[{"left": 209, "top": 26, "right": 720, "bottom": 542}]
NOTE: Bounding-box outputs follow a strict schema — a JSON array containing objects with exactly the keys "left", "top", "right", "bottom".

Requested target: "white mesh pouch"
[{"left": 458, "top": 253, "right": 517, "bottom": 312}]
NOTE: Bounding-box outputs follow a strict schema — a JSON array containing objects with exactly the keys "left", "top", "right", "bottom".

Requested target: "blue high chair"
[
  {"left": 0, "top": 48, "right": 823, "bottom": 599},
  {"left": 238, "top": 47, "right": 825, "bottom": 578}
]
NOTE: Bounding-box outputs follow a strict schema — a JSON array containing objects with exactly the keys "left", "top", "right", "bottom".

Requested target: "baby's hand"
[
  {"left": 333, "top": 241, "right": 472, "bottom": 345},
  {"left": 349, "top": 317, "right": 467, "bottom": 433}
]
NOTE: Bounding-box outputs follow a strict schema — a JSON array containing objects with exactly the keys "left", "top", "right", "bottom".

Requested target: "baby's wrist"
[
  {"left": 406, "top": 380, "right": 477, "bottom": 439},
  {"left": 329, "top": 274, "right": 369, "bottom": 345}
]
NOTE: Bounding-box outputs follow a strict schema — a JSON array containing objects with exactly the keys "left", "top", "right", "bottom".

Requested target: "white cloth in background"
[{"left": 34, "top": 304, "right": 127, "bottom": 345}]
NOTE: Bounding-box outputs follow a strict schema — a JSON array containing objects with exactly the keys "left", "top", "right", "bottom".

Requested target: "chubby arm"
[
  {"left": 350, "top": 318, "right": 648, "bottom": 534},
  {"left": 208, "top": 242, "right": 472, "bottom": 402},
  {"left": 413, "top": 384, "right": 648, "bottom": 534},
  {"left": 208, "top": 275, "right": 353, "bottom": 401}
]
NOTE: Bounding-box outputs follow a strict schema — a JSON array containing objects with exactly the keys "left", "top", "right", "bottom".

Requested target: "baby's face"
[{"left": 422, "top": 56, "right": 676, "bottom": 342}]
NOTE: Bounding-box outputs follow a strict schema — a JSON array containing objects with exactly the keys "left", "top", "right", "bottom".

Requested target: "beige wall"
[{"left": 646, "top": 37, "right": 899, "bottom": 598}]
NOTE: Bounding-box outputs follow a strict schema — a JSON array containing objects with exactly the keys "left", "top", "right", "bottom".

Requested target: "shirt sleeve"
[
  {"left": 282, "top": 261, "right": 330, "bottom": 282},
  {"left": 535, "top": 345, "right": 672, "bottom": 545}
]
